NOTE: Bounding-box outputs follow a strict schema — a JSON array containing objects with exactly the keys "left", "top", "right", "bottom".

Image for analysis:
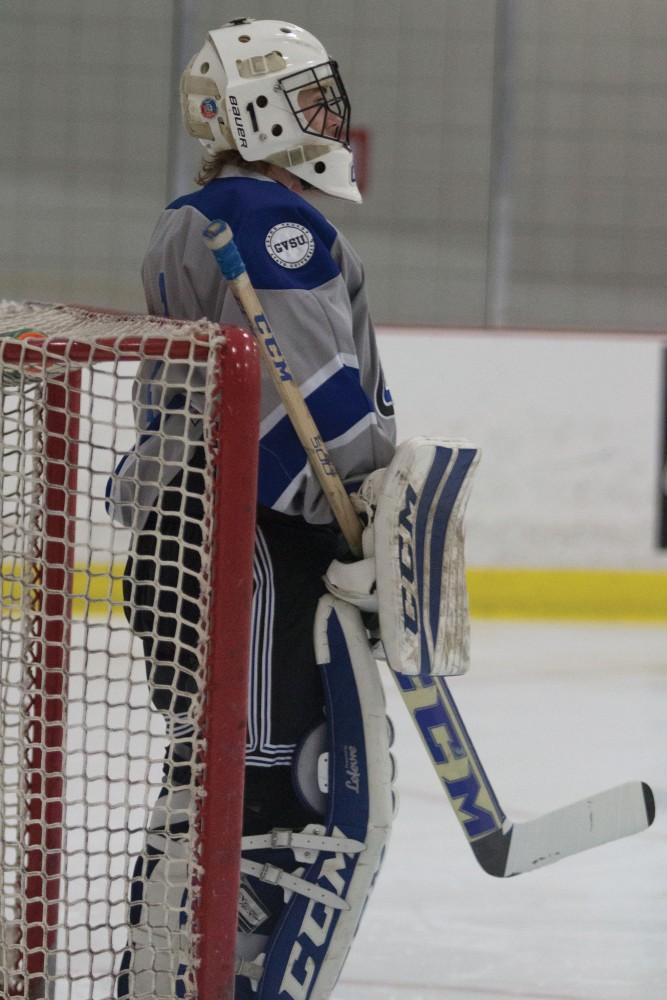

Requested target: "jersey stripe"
[
  {"left": 258, "top": 365, "right": 376, "bottom": 508},
  {"left": 259, "top": 352, "right": 359, "bottom": 438}
]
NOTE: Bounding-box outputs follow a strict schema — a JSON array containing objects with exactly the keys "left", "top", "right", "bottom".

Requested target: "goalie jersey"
[{"left": 107, "top": 167, "right": 396, "bottom": 529}]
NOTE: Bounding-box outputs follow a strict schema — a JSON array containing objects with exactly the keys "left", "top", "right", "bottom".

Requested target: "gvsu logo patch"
[{"left": 265, "top": 223, "right": 315, "bottom": 269}]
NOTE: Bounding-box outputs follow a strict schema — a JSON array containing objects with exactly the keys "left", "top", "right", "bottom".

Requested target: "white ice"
[
  {"left": 335, "top": 620, "right": 666, "bottom": 1000},
  {"left": 19, "top": 619, "right": 663, "bottom": 998}
]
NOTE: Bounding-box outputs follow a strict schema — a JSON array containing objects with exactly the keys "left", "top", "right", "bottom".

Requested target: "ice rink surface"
[
  {"left": 335, "top": 620, "right": 666, "bottom": 1000},
  {"left": 11, "top": 616, "right": 663, "bottom": 998}
]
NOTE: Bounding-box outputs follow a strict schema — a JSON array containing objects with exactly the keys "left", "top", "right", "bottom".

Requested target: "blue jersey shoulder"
[{"left": 169, "top": 177, "right": 340, "bottom": 291}]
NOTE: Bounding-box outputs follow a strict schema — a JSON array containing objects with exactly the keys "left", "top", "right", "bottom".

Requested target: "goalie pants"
[{"left": 122, "top": 458, "right": 341, "bottom": 833}]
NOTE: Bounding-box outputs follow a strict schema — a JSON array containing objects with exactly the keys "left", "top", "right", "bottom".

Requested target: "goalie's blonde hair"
[{"left": 195, "top": 150, "right": 268, "bottom": 186}]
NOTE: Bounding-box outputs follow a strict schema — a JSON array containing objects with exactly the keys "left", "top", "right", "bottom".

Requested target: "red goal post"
[{"left": 0, "top": 302, "right": 260, "bottom": 999}]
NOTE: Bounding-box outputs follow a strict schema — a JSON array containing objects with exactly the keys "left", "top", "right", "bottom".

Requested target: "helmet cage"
[{"left": 279, "top": 61, "right": 351, "bottom": 148}]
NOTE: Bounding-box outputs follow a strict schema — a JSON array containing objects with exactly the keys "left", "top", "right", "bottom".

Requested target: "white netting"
[{"left": 0, "top": 302, "right": 230, "bottom": 999}]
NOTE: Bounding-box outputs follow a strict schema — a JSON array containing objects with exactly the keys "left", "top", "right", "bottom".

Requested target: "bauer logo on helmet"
[{"left": 228, "top": 94, "right": 248, "bottom": 148}]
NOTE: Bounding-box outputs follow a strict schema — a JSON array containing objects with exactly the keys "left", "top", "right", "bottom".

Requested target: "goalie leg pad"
[
  {"left": 118, "top": 598, "right": 395, "bottom": 1000},
  {"left": 116, "top": 787, "right": 193, "bottom": 999},
  {"left": 236, "top": 595, "right": 395, "bottom": 999},
  {"left": 377, "top": 437, "right": 480, "bottom": 676}
]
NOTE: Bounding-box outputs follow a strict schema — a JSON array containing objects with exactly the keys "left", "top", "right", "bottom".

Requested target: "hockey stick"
[
  {"left": 203, "top": 224, "right": 362, "bottom": 554},
  {"left": 203, "top": 219, "right": 655, "bottom": 877}
]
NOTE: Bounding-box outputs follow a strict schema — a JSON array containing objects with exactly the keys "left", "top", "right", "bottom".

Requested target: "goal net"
[{"left": 0, "top": 302, "right": 259, "bottom": 1000}]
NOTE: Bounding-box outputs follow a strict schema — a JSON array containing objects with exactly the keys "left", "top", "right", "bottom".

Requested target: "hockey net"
[{"left": 0, "top": 302, "right": 260, "bottom": 1000}]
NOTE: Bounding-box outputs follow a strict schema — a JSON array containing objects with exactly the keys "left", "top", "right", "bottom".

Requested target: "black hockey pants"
[{"left": 122, "top": 457, "right": 340, "bottom": 834}]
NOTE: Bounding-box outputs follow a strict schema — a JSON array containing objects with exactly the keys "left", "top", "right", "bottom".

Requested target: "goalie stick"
[
  {"left": 396, "top": 671, "right": 654, "bottom": 876},
  {"left": 203, "top": 219, "right": 656, "bottom": 878}
]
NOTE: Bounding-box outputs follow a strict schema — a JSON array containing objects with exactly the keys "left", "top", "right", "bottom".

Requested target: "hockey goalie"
[{"left": 106, "top": 16, "right": 477, "bottom": 1000}]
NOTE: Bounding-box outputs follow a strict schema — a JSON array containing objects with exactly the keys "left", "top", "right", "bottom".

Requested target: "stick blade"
[{"left": 476, "top": 781, "right": 655, "bottom": 878}]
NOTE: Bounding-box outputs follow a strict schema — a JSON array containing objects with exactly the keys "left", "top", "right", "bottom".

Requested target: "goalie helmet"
[{"left": 181, "top": 17, "right": 361, "bottom": 203}]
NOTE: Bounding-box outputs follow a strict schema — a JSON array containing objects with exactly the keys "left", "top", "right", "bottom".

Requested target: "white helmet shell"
[{"left": 181, "top": 18, "right": 361, "bottom": 203}]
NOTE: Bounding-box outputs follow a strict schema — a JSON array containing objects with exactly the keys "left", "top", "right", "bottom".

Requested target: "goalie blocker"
[{"left": 326, "top": 437, "right": 480, "bottom": 676}]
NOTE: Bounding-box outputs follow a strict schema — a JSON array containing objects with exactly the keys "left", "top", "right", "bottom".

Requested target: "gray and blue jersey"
[{"left": 108, "top": 168, "right": 396, "bottom": 528}]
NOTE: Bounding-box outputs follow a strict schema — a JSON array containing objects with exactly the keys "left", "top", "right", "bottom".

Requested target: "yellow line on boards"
[
  {"left": 467, "top": 568, "right": 667, "bottom": 622},
  {"left": 1, "top": 563, "right": 126, "bottom": 620},
  {"left": 3, "top": 563, "right": 667, "bottom": 622}
]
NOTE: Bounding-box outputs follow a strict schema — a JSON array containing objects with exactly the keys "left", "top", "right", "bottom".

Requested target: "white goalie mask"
[{"left": 181, "top": 18, "right": 361, "bottom": 203}]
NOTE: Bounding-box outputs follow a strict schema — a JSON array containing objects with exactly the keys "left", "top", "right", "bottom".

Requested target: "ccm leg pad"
[{"left": 235, "top": 595, "right": 395, "bottom": 999}]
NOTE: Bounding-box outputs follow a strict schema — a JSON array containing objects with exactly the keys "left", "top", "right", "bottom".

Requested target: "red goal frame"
[{"left": 1, "top": 323, "right": 259, "bottom": 1000}]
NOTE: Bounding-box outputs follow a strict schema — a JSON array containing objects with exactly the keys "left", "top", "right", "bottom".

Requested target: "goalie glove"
[
  {"left": 324, "top": 468, "right": 383, "bottom": 614},
  {"left": 325, "top": 438, "right": 480, "bottom": 676}
]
